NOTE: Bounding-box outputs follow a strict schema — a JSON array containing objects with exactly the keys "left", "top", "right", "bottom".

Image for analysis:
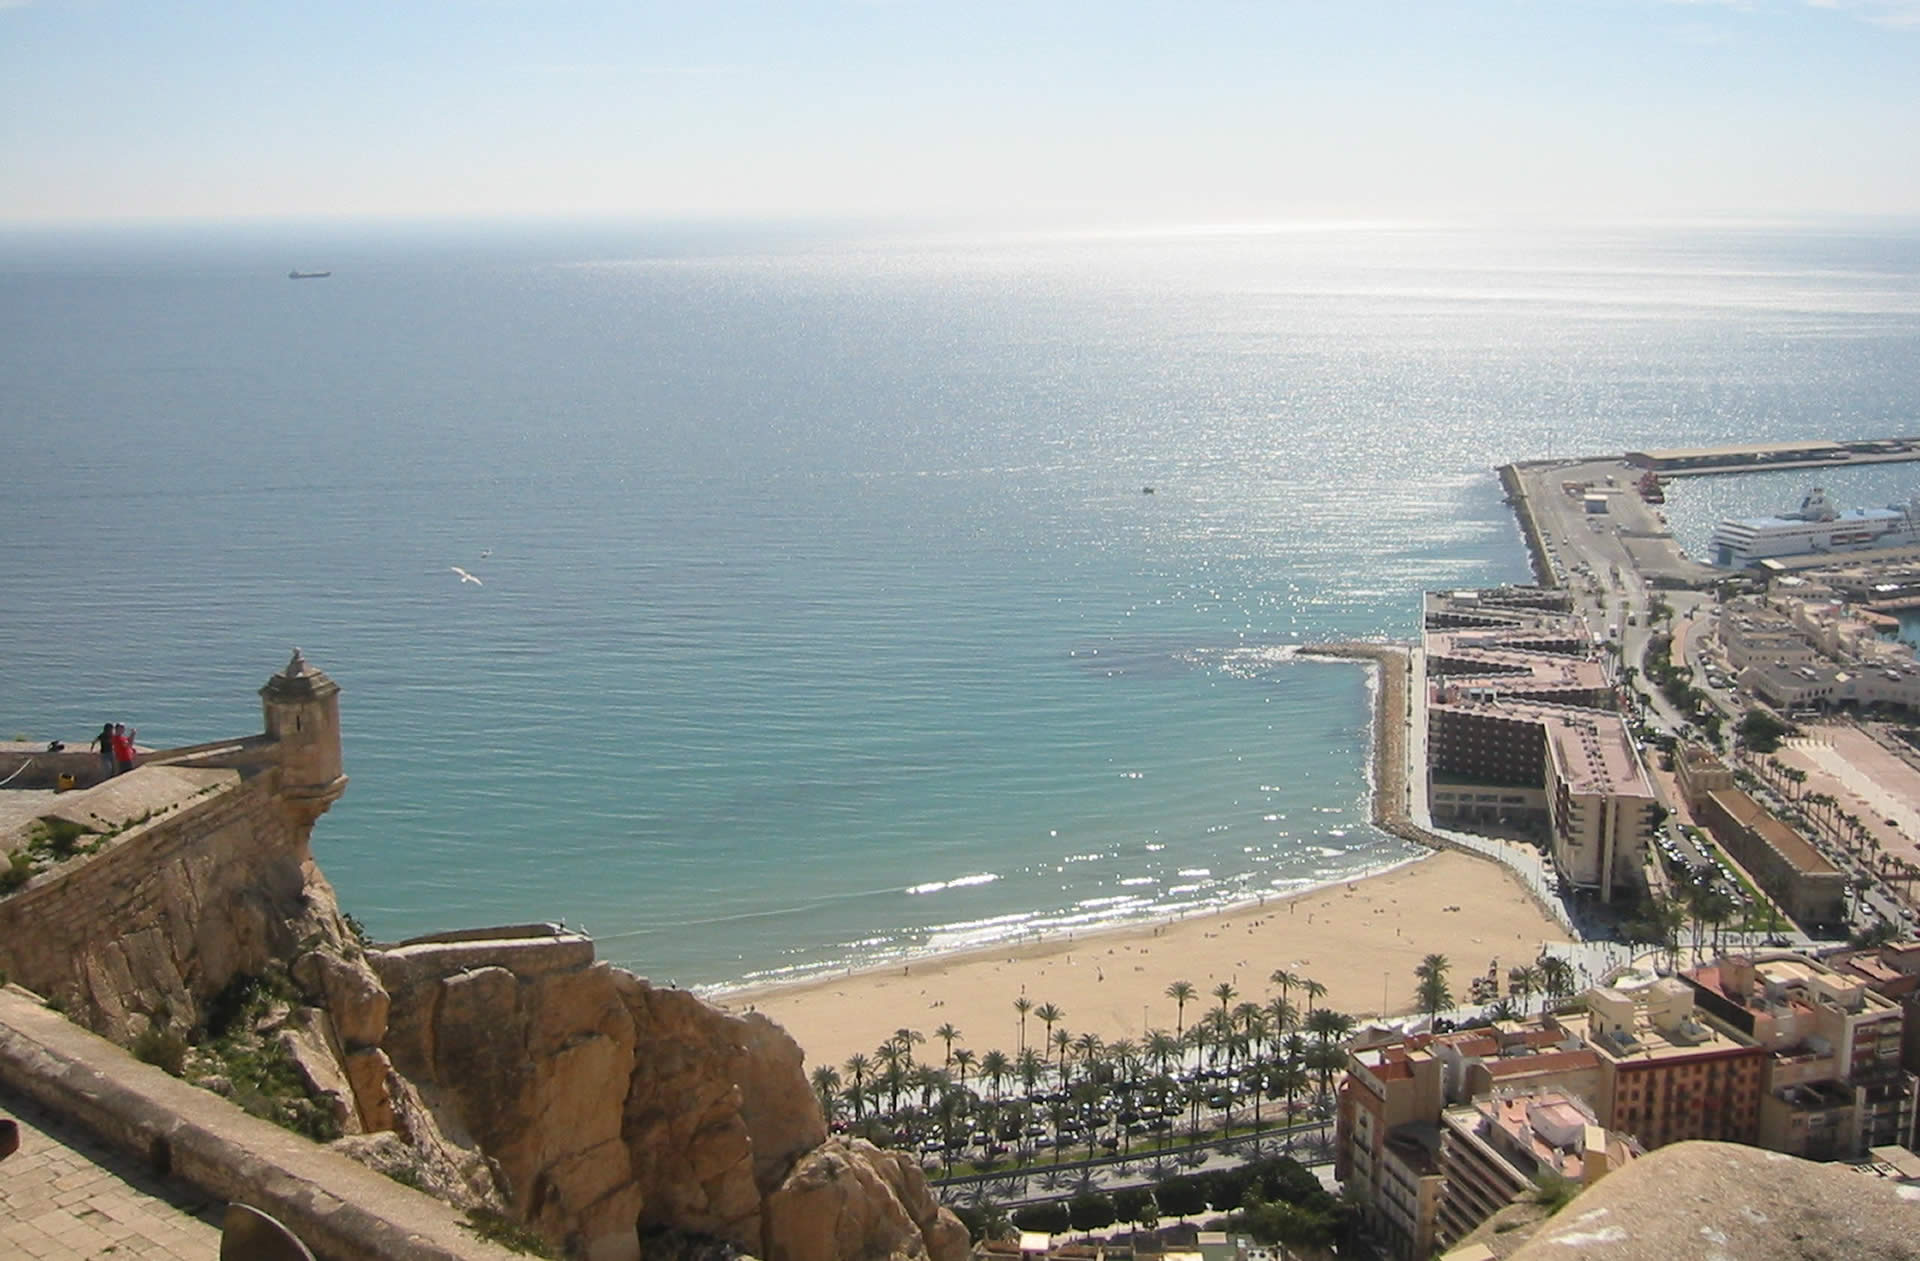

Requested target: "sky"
[{"left": 3, "top": 0, "right": 1918, "bottom": 225}]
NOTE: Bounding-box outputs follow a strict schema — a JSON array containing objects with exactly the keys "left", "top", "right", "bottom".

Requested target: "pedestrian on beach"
[
  {"left": 91, "top": 722, "right": 115, "bottom": 778},
  {"left": 111, "top": 723, "right": 134, "bottom": 776}
]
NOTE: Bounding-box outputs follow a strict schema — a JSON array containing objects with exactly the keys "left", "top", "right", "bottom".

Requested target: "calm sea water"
[{"left": 4, "top": 219, "right": 1918, "bottom": 988}]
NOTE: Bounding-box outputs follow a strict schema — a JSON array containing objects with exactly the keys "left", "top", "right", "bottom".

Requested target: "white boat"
[{"left": 1709, "top": 487, "right": 1920, "bottom": 567}]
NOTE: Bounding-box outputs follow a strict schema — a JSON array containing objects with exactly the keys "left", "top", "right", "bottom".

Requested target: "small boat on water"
[{"left": 288, "top": 269, "right": 331, "bottom": 280}]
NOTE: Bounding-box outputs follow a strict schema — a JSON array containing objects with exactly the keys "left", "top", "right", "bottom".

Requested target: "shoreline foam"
[
  {"left": 719, "top": 847, "right": 1568, "bottom": 1071},
  {"left": 714, "top": 642, "right": 1576, "bottom": 1070}
]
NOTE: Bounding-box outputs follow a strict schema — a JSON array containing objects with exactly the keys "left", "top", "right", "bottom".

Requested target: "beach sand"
[{"left": 720, "top": 848, "right": 1571, "bottom": 1072}]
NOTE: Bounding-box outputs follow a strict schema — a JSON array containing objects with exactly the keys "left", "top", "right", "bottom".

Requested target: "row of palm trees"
[
  {"left": 805, "top": 969, "right": 1362, "bottom": 1171},
  {"left": 1757, "top": 755, "right": 1920, "bottom": 900}
]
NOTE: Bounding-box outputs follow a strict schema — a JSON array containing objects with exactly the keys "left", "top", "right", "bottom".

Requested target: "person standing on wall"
[
  {"left": 91, "top": 722, "right": 116, "bottom": 779},
  {"left": 111, "top": 723, "right": 134, "bottom": 776}
]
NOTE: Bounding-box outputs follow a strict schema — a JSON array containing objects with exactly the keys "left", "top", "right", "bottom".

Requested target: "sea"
[{"left": 3, "top": 218, "right": 1918, "bottom": 991}]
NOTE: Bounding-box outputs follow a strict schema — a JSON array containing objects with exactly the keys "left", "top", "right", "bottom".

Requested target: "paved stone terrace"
[{"left": 0, "top": 1086, "right": 221, "bottom": 1260}]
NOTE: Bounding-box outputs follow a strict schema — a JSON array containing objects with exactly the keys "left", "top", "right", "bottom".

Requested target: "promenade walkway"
[{"left": 0, "top": 1086, "right": 221, "bottom": 1261}]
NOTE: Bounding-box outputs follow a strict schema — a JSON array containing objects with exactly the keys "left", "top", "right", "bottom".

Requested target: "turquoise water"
[{"left": 3, "top": 221, "right": 1917, "bottom": 987}]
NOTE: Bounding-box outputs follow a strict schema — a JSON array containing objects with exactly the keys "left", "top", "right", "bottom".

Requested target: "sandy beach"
[{"left": 721, "top": 848, "right": 1571, "bottom": 1072}]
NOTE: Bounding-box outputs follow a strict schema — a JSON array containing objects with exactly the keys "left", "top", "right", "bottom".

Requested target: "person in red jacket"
[{"left": 111, "top": 723, "right": 135, "bottom": 775}]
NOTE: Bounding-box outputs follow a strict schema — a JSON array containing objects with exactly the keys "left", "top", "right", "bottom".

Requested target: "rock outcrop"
[
  {"left": 370, "top": 926, "right": 965, "bottom": 1261},
  {"left": 763, "top": 1140, "right": 971, "bottom": 1261},
  {"left": 1457, "top": 1140, "right": 1920, "bottom": 1261}
]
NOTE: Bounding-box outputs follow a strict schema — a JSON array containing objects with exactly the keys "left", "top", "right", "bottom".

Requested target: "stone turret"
[{"left": 260, "top": 648, "right": 346, "bottom": 820}]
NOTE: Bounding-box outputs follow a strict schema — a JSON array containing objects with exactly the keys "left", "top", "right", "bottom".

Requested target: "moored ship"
[
  {"left": 287, "top": 269, "right": 331, "bottom": 279},
  {"left": 1709, "top": 487, "right": 1920, "bottom": 567}
]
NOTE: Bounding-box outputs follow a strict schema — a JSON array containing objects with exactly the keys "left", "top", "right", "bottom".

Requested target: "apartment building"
[
  {"left": 1683, "top": 953, "right": 1916, "bottom": 1156},
  {"left": 1434, "top": 1091, "right": 1640, "bottom": 1252},
  {"left": 1714, "top": 593, "right": 1920, "bottom": 714},
  {"left": 1718, "top": 599, "right": 1821, "bottom": 673},
  {"left": 1426, "top": 631, "right": 1613, "bottom": 709},
  {"left": 1423, "top": 587, "right": 1577, "bottom": 632},
  {"left": 1826, "top": 940, "right": 1920, "bottom": 1077},
  {"left": 1428, "top": 699, "right": 1656, "bottom": 903},
  {"left": 1577, "top": 978, "right": 1766, "bottom": 1149},
  {"left": 1338, "top": 1024, "right": 1585, "bottom": 1260}
]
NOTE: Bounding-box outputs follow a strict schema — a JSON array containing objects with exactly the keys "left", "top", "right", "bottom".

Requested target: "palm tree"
[
  {"left": 1300, "top": 977, "right": 1328, "bottom": 1014},
  {"left": 1072, "top": 1079, "right": 1106, "bottom": 1161},
  {"left": 811, "top": 1065, "right": 843, "bottom": 1123},
  {"left": 842, "top": 1052, "right": 871, "bottom": 1120},
  {"left": 892, "top": 1026, "right": 925, "bottom": 1069},
  {"left": 1032, "top": 1002, "right": 1064, "bottom": 1058},
  {"left": 979, "top": 1048, "right": 1010, "bottom": 1099},
  {"left": 1072, "top": 1030, "right": 1104, "bottom": 1085},
  {"left": 1211, "top": 980, "right": 1238, "bottom": 1027},
  {"left": 1145, "top": 1028, "right": 1180, "bottom": 1077},
  {"left": 1267, "top": 995, "right": 1298, "bottom": 1041},
  {"left": 1414, "top": 953, "right": 1453, "bottom": 1022},
  {"left": 1270, "top": 1058, "right": 1309, "bottom": 1152},
  {"left": 1205, "top": 1008, "right": 1237, "bottom": 1069},
  {"left": 842, "top": 1077, "right": 869, "bottom": 1124},
  {"left": 1184, "top": 1017, "right": 1212, "bottom": 1072},
  {"left": 1507, "top": 964, "right": 1544, "bottom": 1014},
  {"left": 1539, "top": 955, "right": 1576, "bottom": 1004},
  {"left": 1268, "top": 968, "right": 1302, "bottom": 1027},
  {"left": 1106, "top": 1037, "right": 1139, "bottom": 1129},
  {"left": 911, "top": 1064, "right": 949, "bottom": 1112},
  {"left": 1304, "top": 1008, "right": 1355, "bottom": 1133},
  {"left": 1165, "top": 980, "right": 1196, "bottom": 1039},
  {"left": 933, "top": 1022, "right": 961, "bottom": 1068},
  {"left": 1182, "top": 1077, "right": 1209, "bottom": 1144},
  {"left": 1640, "top": 894, "right": 1686, "bottom": 971},
  {"left": 1238, "top": 1003, "right": 1271, "bottom": 1062},
  {"left": 952, "top": 1047, "right": 976, "bottom": 1094},
  {"left": 876, "top": 1040, "right": 907, "bottom": 1113},
  {"left": 1245, "top": 1054, "right": 1268, "bottom": 1133},
  {"left": 1013, "top": 996, "right": 1032, "bottom": 1054},
  {"left": 1051, "top": 1025, "right": 1073, "bottom": 1084},
  {"left": 1016, "top": 1046, "right": 1045, "bottom": 1099}
]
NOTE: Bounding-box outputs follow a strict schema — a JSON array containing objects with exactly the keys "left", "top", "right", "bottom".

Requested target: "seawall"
[{"left": 1499, "top": 462, "right": 1560, "bottom": 590}]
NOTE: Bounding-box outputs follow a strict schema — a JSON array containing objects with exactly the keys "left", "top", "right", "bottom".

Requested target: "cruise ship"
[{"left": 1709, "top": 488, "right": 1920, "bottom": 567}]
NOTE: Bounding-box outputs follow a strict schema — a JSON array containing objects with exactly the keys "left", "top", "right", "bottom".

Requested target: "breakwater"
[{"left": 1498, "top": 462, "right": 1560, "bottom": 589}]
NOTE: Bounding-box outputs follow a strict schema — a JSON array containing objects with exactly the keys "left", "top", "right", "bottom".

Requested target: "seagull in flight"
[{"left": 451, "top": 566, "right": 484, "bottom": 586}]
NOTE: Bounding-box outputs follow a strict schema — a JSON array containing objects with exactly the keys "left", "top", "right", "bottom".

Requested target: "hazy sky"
[{"left": 4, "top": 1, "right": 1917, "bottom": 225}]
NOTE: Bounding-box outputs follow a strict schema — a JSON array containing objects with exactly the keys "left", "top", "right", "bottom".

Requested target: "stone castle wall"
[{"left": 0, "top": 765, "right": 343, "bottom": 1044}]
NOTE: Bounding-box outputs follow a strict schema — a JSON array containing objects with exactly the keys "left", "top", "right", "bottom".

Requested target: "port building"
[{"left": 1673, "top": 746, "right": 1847, "bottom": 929}]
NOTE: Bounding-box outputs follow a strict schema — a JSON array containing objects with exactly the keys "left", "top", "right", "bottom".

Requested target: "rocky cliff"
[
  {"left": 0, "top": 657, "right": 966, "bottom": 1261},
  {"left": 296, "top": 923, "right": 966, "bottom": 1261}
]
